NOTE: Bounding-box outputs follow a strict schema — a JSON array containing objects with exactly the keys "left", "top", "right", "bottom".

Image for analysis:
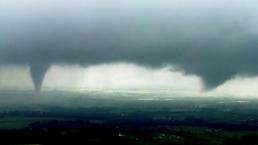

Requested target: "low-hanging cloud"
[{"left": 0, "top": 0, "right": 258, "bottom": 92}]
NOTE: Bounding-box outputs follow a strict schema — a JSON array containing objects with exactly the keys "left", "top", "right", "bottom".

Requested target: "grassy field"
[{"left": 1, "top": 91, "right": 258, "bottom": 144}]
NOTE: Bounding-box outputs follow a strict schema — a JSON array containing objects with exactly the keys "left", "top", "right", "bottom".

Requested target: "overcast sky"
[{"left": 0, "top": 0, "right": 258, "bottom": 96}]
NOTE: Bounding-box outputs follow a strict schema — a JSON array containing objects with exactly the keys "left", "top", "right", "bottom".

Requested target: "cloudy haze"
[{"left": 0, "top": 0, "right": 258, "bottom": 95}]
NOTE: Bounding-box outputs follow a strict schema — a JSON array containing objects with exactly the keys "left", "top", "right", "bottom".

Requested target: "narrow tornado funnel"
[{"left": 30, "top": 63, "right": 50, "bottom": 93}]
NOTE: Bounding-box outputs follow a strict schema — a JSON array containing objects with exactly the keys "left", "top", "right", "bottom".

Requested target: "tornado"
[
  {"left": 1, "top": 0, "right": 258, "bottom": 92},
  {"left": 29, "top": 63, "right": 50, "bottom": 93}
]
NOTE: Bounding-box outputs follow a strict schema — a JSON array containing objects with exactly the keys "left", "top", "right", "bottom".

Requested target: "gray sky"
[{"left": 0, "top": 0, "right": 258, "bottom": 92}]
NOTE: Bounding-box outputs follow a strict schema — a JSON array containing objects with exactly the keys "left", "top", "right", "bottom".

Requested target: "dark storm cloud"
[{"left": 0, "top": 0, "right": 258, "bottom": 91}]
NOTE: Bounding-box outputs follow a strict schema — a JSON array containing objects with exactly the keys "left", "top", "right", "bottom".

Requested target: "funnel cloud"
[
  {"left": 0, "top": 0, "right": 258, "bottom": 92},
  {"left": 29, "top": 63, "right": 50, "bottom": 93}
]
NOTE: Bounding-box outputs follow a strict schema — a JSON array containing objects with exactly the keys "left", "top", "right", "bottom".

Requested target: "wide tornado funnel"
[{"left": 29, "top": 63, "right": 50, "bottom": 93}]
